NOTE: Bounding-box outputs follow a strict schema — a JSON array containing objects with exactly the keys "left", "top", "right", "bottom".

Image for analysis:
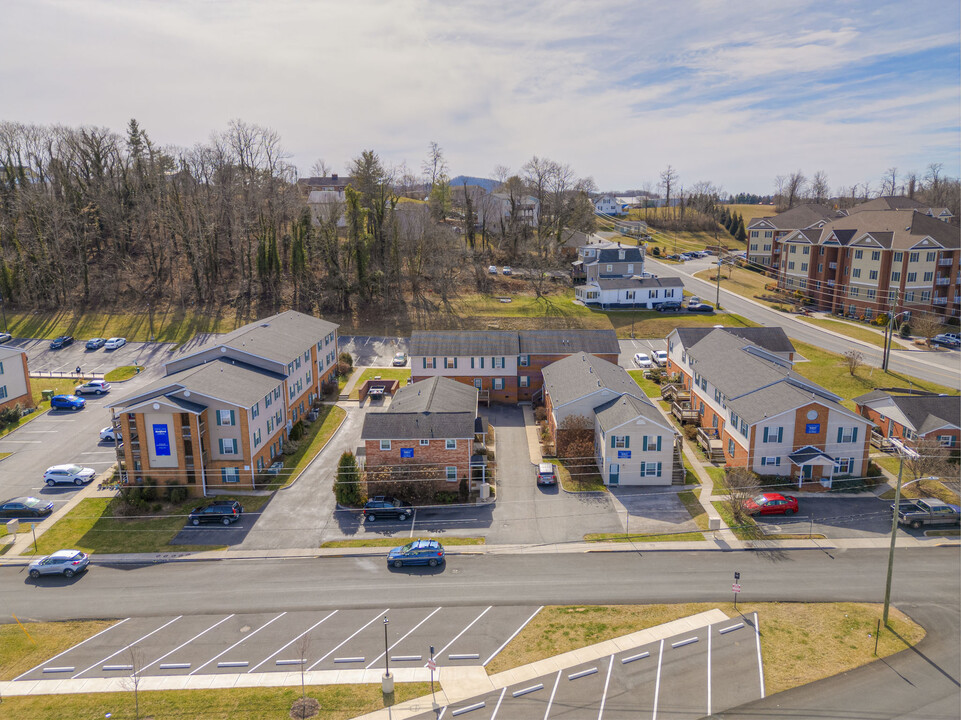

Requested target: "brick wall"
[{"left": 364, "top": 437, "right": 471, "bottom": 496}]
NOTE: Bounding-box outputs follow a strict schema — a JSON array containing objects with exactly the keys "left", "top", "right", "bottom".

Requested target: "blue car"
[
  {"left": 50, "top": 394, "right": 85, "bottom": 411},
  {"left": 387, "top": 539, "right": 445, "bottom": 568}
]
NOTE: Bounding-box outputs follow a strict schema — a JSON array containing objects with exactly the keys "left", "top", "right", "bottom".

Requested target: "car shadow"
[
  {"left": 331, "top": 503, "right": 495, "bottom": 538},
  {"left": 22, "top": 568, "right": 89, "bottom": 585},
  {"left": 386, "top": 563, "right": 446, "bottom": 575}
]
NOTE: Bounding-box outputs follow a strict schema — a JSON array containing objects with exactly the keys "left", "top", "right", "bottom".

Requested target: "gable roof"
[
  {"left": 518, "top": 330, "right": 620, "bottom": 355},
  {"left": 594, "top": 277, "right": 684, "bottom": 290},
  {"left": 361, "top": 377, "right": 477, "bottom": 440},
  {"left": 746, "top": 203, "right": 838, "bottom": 231},
  {"left": 388, "top": 377, "right": 478, "bottom": 413},
  {"left": 673, "top": 326, "right": 796, "bottom": 355},
  {"left": 788, "top": 210, "right": 959, "bottom": 251},
  {"left": 854, "top": 391, "right": 960, "bottom": 435},
  {"left": 542, "top": 352, "right": 642, "bottom": 407},
  {"left": 847, "top": 196, "right": 951, "bottom": 217},
  {"left": 593, "top": 393, "right": 667, "bottom": 432},
  {"left": 410, "top": 330, "right": 619, "bottom": 357}
]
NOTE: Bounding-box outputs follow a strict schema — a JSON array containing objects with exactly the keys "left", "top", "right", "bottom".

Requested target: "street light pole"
[
  {"left": 715, "top": 256, "right": 722, "bottom": 309},
  {"left": 882, "top": 449, "right": 904, "bottom": 627},
  {"left": 381, "top": 616, "right": 393, "bottom": 694}
]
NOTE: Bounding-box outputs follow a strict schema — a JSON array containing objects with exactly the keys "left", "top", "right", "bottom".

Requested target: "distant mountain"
[{"left": 450, "top": 175, "right": 498, "bottom": 192}]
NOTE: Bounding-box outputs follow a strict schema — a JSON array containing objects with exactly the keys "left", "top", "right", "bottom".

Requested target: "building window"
[
  {"left": 639, "top": 462, "right": 662, "bottom": 477},
  {"left": 473, "top": 378, "right": 483, "bottom": 389},
  {"left": 852, "top": 268, "right": 861, "bottom": 278},
  {"left": 837, "top": 427, "right": 858, "bottom": 443},
  {"left": 868, "top": 270, "right": 878, "bottom": 280},
  {"left": 252, "top": 402, "right": 259, "bottom": 419},
  {"left": 253, "top": 429, "right": 261, "bottom": 448},
  {"left": 218, "top": 438, "right": 238, "bottom": 454},
  {"left": 493, "top": 378, "right": 505, "bottom": 390},
  {"left": 446, "top": 466, "right": 457, "bottom": 481},
  {"left": 854, "top": 249, "right": 863, "bottom": 259},
  {"left": 519, "top": 375, "right": 530, "bottom": 388},
  {"left": 923, "top": 271, "right": 933, "bottom": 282},
  {"left": 221, "top": 468, "right": 240, "bottom": 483},
  {"left": 446, "top": 439, "right": 457, "bottom": 450},
  {"left": 904, "top": 291, "right": 915, "bottom": 302},
  {"left": 613, "top": 436, "right": 627, "bottom": 449},
  {"left": 893, "top": 251, "right": 903, "bottom": 262},
  {"left": 926, "top": 251, "right": 936, "bottom": 262},
  {"left": 937, "top": 435, "right": 956, "bottom": 447},
  {"left": 834, "top": 457, "right": 853, "bottom": 474},
  {"left": 217, "top": 410, "right": 236, "bottom": 426},
  {"left": 906, "top": 272, "right": 917, "bottom": 282},
  {"left": 642, "top": 436, "right": 661, "bottom": 451},
  {"left": 800, "top": 263, "right": 808, "bottom": 272},
  {"left": 380, "top": 440, "right": 391, "bottom": 451},
  {"left": 728, "top": 439, "right": 735, "bottom": 457},
  {"left": 760, "top": 457, "right": 781, "bottom": 467},
  {"left": 0, "top": 386, "right": 6, "bottom": 400},
  {"left": 424, "top": 358, "right": 435, "bottom": 369},
  {"left": 921, "top": 290, "right": 931, "bottom": 302},
  {"left": 420, "top": 439, "right": 430, "bottom": 446},
  {"left": 849, "top": 287, "right": 859, "bottom": 297},
  {"left": 444, "top": 357, "right": 457, "bottom": 369},
  {"left": 871, "top": 251, "right": 880, "bottom": 261},
  {"left": 762, "top": 427, "right": 783, "bottom": 443},
  {"left": 492, "top": 357, "right": 505, "bottom": 369},
  {"left": 519, "top": 355, "right": 530, "bottom": 367},
  {"left": 267, "top": 417, "right": 274, "bottom": 433},
  {"left": 909, "top": 252, "right": 919, "bottom": 262},
  {"left": 265, "top": 393, "right": 272, "bottom": 409},
  {"left": 891, "top": 271, "right": 901, "bottom": 282},
  {"left": 788, "top": 261, "right": 795, "bottom": 270}
]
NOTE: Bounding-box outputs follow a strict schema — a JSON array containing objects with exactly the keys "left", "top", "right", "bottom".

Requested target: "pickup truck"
[{"left": 892, "top": 498, "right": 961, "bottom": 529}]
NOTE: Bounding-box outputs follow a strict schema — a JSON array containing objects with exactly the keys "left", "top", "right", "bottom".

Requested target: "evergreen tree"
[
  {"left": 334, "top": 451, "right": 362, "bottom": 506},
  {"left": 736, "top": 217, "right": 747, "bottom": 242}
]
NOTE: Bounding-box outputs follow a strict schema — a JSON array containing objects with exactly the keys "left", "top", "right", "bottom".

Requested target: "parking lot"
[
  {"left": 754, "top": 494, "right": 923, "bottom": 539},
  {"left": 15, "top": 605, "right": 542, "bottom": 681},
  {"left": 13, "top": 337, "right": 176, "bottom": 379},
  {"left": 410, "top": 615, "right": 765, "bottom": 720}
]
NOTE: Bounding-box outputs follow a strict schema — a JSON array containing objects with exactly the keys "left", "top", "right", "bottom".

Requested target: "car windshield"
[
  {"left": 399, "top": 543, "right": 415, "bottom": 553},
  {"left": 752, "top": 495, "right": 768, "bottom": 504},
  {"left": 63, "top": 465, "right": 83, "bottom": 474},
  {"left": 24, "top": 498, "right": 43, "bottom": 507}
]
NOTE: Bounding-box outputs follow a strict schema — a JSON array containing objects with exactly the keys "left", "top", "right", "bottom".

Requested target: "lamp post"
[
  {"left": 381, "top": 616, "right": 393, "bottom": 694},
  {"left": 882, "top": 440, "right": 924, "bottom": 626},
  {"left": 882, "top": 308, "right": 909, "bottom": 372}
]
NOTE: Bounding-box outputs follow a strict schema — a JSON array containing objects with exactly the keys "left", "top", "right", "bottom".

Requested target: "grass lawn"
[
  {"left": 601, "top": 309, "right": 759, "bottom": 339},
  {"left": 104, "top": 365, "right": 144, "bottom": 382},
  {"left": 347, "top": 368, "right": 412, "bottom": 400},
  {"left": 705, "top": 465, "right": 728, "bottom": 493},
  {"left": 878, "top": 478, "right": 961, "bottom": 505},
  {"left": 548, "top": 458, "right": 608, "bottom": 493},
  {"left": 0, "top": 683, "right": 431, "bottom": 720},
  {"left": 727, "top": 204, "right": 777, "bottom": 223},
  {"left": 265, "top": 405, "right": 347, "bottom": 490},
  {"left": 693, "top": 266, "right": 780, "bottom": 308},
  {"left": 798, "top": 317, "right": 890, "bottom": 349},
  {"left": 0, "top": 619, "right": 117, "bottom": 681},
  {"left": 26, "top": 494, "right": 272, "bottom": 556},
  {"left": 712, "top": 499, "right": 761, "bottom": 540},
  {"left": 678, "top": 489, "right": 709, "bottom": 531},
  {"left": 790, "top": 341, "right": 957, "bottom": 403},
  {"left": 485, "top": 602, "right": 923, "bottom": 697},
  {"left": 682, "top": 455, "right": 699, "bottom": 484},
  {"left": 628, "top": 370, "right": 664, "bottom": 398},
  {"left": 320, "top": 537, "right": 486, "bottom": 548},
  {"left": 584, "top": 530, "right": 705, "bottom": 543}
]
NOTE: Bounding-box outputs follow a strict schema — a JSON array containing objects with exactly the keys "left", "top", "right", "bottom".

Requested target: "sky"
[{"left": 2, "top": 0, "right": 959, "bottom": 194}]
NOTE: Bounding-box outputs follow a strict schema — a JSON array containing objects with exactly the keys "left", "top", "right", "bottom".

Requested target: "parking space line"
[
  {"left": 436, "top": 707, "right": 447, "bottom": 720},
  {"left": 15, "top": 618, "right": 130, "bottom": 680},
  {"left": 142, "top": 614, "right": 235, "bottom": 672},
  {"left": 597, "top": 654, "right": 614, "bottom": 720},
  {"left": 308, "top": 609, "right": 387, "bottom": 671},
  {"left": 409, "top": 510, "right": 416, "bottom": 538},
  {"left": 366, "top": 607, "right": 443, "bottom": 669},
  {"left": 434, "top": 606, "right": 492, "bottom": 663},
  {"left": 248, "top": 610, "right": 339, "bottom": 673},
  {"left": 490, "top": 687, "right": 507, "bottom": 719},
  {"left": 543, "top": 670, "right": 561, "bottom": 720},
  {"left": 190, "top": 612, "right": 286, "bottom": 675},
  {"left": 753, "top": 612, "right": 765, "bottom": 698},
  {"left": 483, "top": 606, "right": 543, "bottom": 666},
  {"left": 707, "top": 625, "right": 712, "bottom": 716},
  {"left": 671, "top": 636, "right": 698, "bottom": 648},
  {"left": 621, "top": 651, "right": 649, "bottom": 664},
  {"left": 568, "top": 667, "right": 597, "bottom": 680},
  {"left": 718, "top": 622, "right": 743, "bottom": 634},
  {"left": 451, "top": 701, "right": 485, "bottom": 716},
  {"left": 652, "top": 639, "right": 664, "bottom": 720},
  {"left": 73, "top": 616, "right": 183, "bottom": 678}
]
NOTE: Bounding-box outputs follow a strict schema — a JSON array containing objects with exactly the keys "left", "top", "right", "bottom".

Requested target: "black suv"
[
  {"left": 363, "top": 496, "right": 413, "bottom": 522},
  {"left": 655, "top": 301, "right": 682, "bottom": 312},
  {"left": 188, "top": 500, "right": 243, "bottom": 526}
]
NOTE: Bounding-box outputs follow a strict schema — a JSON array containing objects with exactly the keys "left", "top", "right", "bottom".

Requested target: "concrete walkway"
[{"left": 521, "top": 404, "right": 543, "bottom": 464}]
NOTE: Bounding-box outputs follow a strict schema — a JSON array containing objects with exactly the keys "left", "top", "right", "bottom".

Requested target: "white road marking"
[
  {"left": 718, "top": 623, "right": 744, "bottom": 634},
  {"left": 543, "top": 670, "right": 562, "bottom": 720},
  {"left": 754, "top": 612, "right": 765, "bottom": 698},
  {"left": 80, "top": 451, "right": 117, "bottom": 456},
  {"left": 568, "top": 667, "right": 598, "bottom": 680},
  {"left": 366, "top": 607, "right": 443, "bottom": 669},
  {"left": 707, "top": 624, "right": 712, "bottom": 716},
  {"left": 598, "top": 654, "right": 614, "bottom": 720},
  {"left": 248, "top": 610, "right": 338, "bottom": 673},
  {"left": 652, "top": 639, "right": 664, "bottom": 720},
  {"left": 141, "top": 614, "right": 235, "bottom": 672},
  {"left": 621, "top": 651, "right": 649, "bottom": 664},
  {"left": 190, "top": 612, "right": 286, "bottom": 675},
  {"left": 452, "top": 701, "right": 485, "bottom": 716},
  {"left": 512, "top": 683, "right": 543, "bottom": 697},
  {"left": 0, "top": 440, "right": 42, "bottom": 443},
  {"left": 483, "top": 606, "right": 543, "bottom": 666},
  {"left": 433, "top": 606, "right": 492, "bottom": 664},
  {"left": 308, "top": 608, "right": 387, "bottom": 671},
  {"left": 671, "top": 636, "right": 698, "bottom": 648},
  {"left": 73, "top": 616, "right": 183, "bottom": 678},
  {"left": 41, "top": 666, "right": 74, "bottom": 673}
]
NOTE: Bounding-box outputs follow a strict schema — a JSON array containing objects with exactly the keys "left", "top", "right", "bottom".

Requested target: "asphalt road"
[{"left": 648, "top": 258, "right": 961, "bottom": 390}]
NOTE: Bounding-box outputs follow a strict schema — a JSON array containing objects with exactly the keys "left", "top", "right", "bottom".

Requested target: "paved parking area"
[
  {"left": 754, "top": 495, "right": 923, "bottom": 539},
  {"left": 14, "top": 338, "right": 176, "bottom": 378},
  {"left": 15, "top": 605, "right": 542, "bottom": 682},
  {"left": 609, "top": 487, "right": 700, "bottom": 537},
  {"left": 340, "top": 335, "right": 409, "bottom": 368},
  {"left": 410, "top": 615, "right": 764, "bottom": 720},
  {"left": 618, "top": 338, "right": 668, "bottom": 369}
]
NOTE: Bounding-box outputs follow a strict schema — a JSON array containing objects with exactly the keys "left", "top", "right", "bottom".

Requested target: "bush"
[
  {"left": 434, "top": 491, "right": 460, "bottom": 504},
  {"left": 0, "top": 403, "right": 23, "bottom": 428},
  {"left": 652, "top": 246, "right": 661, "bottom": 256},
  {"left": 829, "top": 477, "right": 869, "bottom": 493},
  {"left": 459, "top": 477, "right": 469, "bottom": 502},
  {"left": 683, "top": 425, "right": 698, "bottom": 441},
  {"left": 334, "top": 451, "right": 363, "bottom": 506},
  {"left": 289, "top": 420, "right": 305, "bottom": 441},
  {"left": 338, "top": 351, "right": 354, "bottom": 367},
  {"left": 534, "top": 407, "right": 547, "bottom": 423},
  {"left": 900, "top": 324, "right": 911, "bottom": 338},
  {"left": 648, "top": 368, "right": 664, "bottom": 385},
  {"left": 167, "top": 485, "right": 189, "bottom": 504}
]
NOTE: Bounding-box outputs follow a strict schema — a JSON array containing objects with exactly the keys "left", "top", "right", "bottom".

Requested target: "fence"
[{"left": 30, "top": 370, "right": 105, "bottom": 380}]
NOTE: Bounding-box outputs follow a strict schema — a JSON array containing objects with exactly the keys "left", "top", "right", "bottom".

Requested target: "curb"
[{"left": 276, "top": 405, "right": 349, "bottom": 492}]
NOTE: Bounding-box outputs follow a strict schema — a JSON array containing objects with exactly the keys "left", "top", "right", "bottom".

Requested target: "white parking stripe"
[
  {"left": 433, "top": 606, "right": 492, "bottom": 663},
  {"left": 366, "top": 607, "right": 443, "bottom": 669},
  {"left": 14, "top": 619, "right": 130, "bottom": 680},
  {"left": 190, "top": 612, "right": 286, "bottom": 675},
  {"left": 489, "top": 687, "right": 507, "bottom": 719},
  {"left": 543, "top": 670, "right": 562, "bottom": 720},
  {"left": 483, "top": 606, "right": 543, "bottom": 666},
  {"left": 73, "top": 616, "right": 183, "bottom": 678},
  {"left": 707, "top": 624, "right": 712, "bottom": 716},
  {"left": 141, "top": 614, "right": 235, "bottom": 672},
  {"left": 754, "top": 612, "right": 765, "bottom": 698},
  {"left": 248, "top": 610, "right": 338, "bottom": 673},
  {"left": 307, "top": 609, "right": 387, "bottom": 671},
  {"left": 597, "top": 654, "right": 614, "bottom": 720},
  {"left": 652, "top": 639, "right": 664, "bottom": 720}
]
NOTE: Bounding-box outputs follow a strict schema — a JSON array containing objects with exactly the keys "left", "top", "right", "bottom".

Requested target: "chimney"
[{"left": 331, "top": 173, "right": 338, "bottom": 181}]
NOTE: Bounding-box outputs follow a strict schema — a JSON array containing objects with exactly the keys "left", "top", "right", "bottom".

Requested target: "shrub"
[
  {"left": 900, "top": 323, "right": 911, "bottom": 338},
  {"left": 168, "top": 485, "right": 189, "bottom": 504},
  {"left": 0, "top": 403, "right": 22, "bottom": 428},
  {"left": 334, "top": 452, "right": 363, "bottom": 506},
  {"left": 648, "top": 368, "right": 664, "bottom": 385},
  {"left": 829, "top": 477, "right": 869, "bottom": 493},
  {"left": 534, "top": 407, "right": 547, "bottom": 423},
  {"left": 652, "top": 246, "right": 661, "bottom": 256},
  {"left": 434, "top": 491, "right": 459, "bottom": 504},
  {"left": 683, "top": 425, "right": 698, "bottom": 441},
  {"left": 459, "top": 477, "right": 469, "bottom": 502},
  {"left": 289, "top": 420, "right": 305, "bottom": 441},
  {"left": 338, "top": 351, "right": 354, "bottom": 367}
]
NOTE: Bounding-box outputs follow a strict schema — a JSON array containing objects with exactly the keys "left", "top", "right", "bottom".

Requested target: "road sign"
[
  {"left": 427, "top": 658, "right": 436, "bottom": 671},
  {"left": 732, "top": 583, "right": 742, "bottom": 593}
]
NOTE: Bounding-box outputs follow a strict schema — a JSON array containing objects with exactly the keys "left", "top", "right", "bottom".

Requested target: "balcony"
[
  {"left": 696, "top": 427, "right": 725, "bottom": 462},
  {"left": 939, "top": 258, "right": 953, "bottom": 266},
  {"left": 671, "top": 401, "right": 700, "bottom": 424},
  {"left": 828, "top": 262, "right": 837, "bottom": 270},
  {"left": 934, "top": 297, "right": 948, "bottom": 306},
  {"left": 937, "top": 277, "right": 950, "bottom": 286}
]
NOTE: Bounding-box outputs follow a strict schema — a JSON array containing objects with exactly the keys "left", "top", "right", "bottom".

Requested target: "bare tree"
[
  {"left": 910, "top": 312, "right": 944, "bottom": 345},
  {"left": 810, "top": 171, "right": 830, "bottom": 204},
  {"left": 292, "top": 631, "right": 320, "bottom": 719},
  {"left": 881, "top": 167, "right": 898, "bottom": 196},
  {"left": 422, "top": 140, "right": 447, "bottom": 190},
  {"left": 904, "top": 171, "right": 919, "bottom": 199},
  {"left": 903, "top": 436, "right": 956, "bottom": 495},
  {"left": 725, "top": 466, "right": 760, "bottom": 526},
  {"left": 785, "top": 171, "right": 807, "bottom": 209},
  {"left": 844, "top": 350, "right": 863, "bottom": 376},
  {"left": 310, "top": 158, "right": 331, "bottom": 177},
  {"left": 120, "top": 645, "right": 146, "bottom": 720},
  {"left": 659, "top": 165, "right": 679, "bottom": 213}
]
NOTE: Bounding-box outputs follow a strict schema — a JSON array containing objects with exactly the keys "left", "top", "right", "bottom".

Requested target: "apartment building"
[
  {"left": 665, "top": 328, "right": 872, "bottom": 486},
  {"left": 777, "top": 210, "right": 960, "bottom": 320},
  {"left": 854, "top": 390, "right": 960, "bottom": 450},
  {"left": 572, "top": 241, "right": 645, "bottom": 283},
  {"left": 746, "top": 204, "right": 839, "bottom": 268},
  {"left": 542, "top": 352, "right": 679, "bottom": 485},
  {"left": 845, "top": 196, "right": 953, "bottom": 221},
  {"left": 109, "top": 311, "right": 339, "bottom": 496},
  {"left": 0, "top": 345, "right": 32, "bottom": 412},
  {"left": 409, "top": 329, "right": 619, "bottom": 404}
]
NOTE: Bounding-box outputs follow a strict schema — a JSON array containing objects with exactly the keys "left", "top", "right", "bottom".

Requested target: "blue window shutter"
[
  {"left": 611, "top": 435, "right": 616, "bottom": 449},
  {"left": 480, "top": 357, "right": 484, "bottom": 369},
  {"left": 215, "top": 413, "right": 222, "bottom": 426},
  {"left": 640, "top": 462, "right": 646, "bottom": 475},
  {"left": 230, "top": 410, "right": 236, "bottom": 426},
  {"left": 625, "top": 435, "right": 630, "bottom": 448},
  {"left": 656, "top": 436, "right": 662, "bottom": 451},
  {"left": 851, "top": 427, "right": 858, "bottom": 442},
  {"left": 777, "top": 427, "right": 783, "bottom": 443},
  {"left": 837, "top": 427, "right": 843, "bottom": 443},
  {"left": 454, "top": 358, "right": 457, "bottom": 369},
  {"left": 657, "top": 462, "right": 662, "bottom": 477},
  {"left": 422, "top": 358, "right": 426, "bottom": 369},
  {"left": 218, "top": 439, "right": 224, "bottom": 453},
  {"left": 642, "top": 436, "right": 648, "bottom": 451},
  {"left": 763, "top": 427, "right": 769, "bottom": 442},
  {"left": 471, "top": 358, "right": 474, "bottom": 369}
]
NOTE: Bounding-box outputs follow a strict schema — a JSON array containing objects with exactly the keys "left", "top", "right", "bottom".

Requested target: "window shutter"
[
  {"left": 640, "top": 462, "right": 646, "bottom": 475},
  {"left": 656, "top": 462, "right": 662, "bottom": 477},
  {"left": 453, "top": 358, "right": 457, "bottom": 369},
  {"left": 215, "top": 413, "right": 222, "bottom": 426},
  {"left": 611, "top": 436, "right": 616, "bottom": 449},
  {"left": 480, "top": 357, "right": 485, "bottom": 369},
  {"left": 423, "top": 358, "right": 426, "bottom": 369},
  {"left": 851, "top": 427, "right": 858, "bottom": 442},
  {"left": 837, "top": 427, "right": 843, "bottom": 443},
  {"left": 625, "top": 435, "right": 630, "bottom": 448},
  {"left": 218, "top": 439, "right": 224, "bottom": 453},
  {"left": 763, "top": 427, "right": 768, "bottom": 442},
  {"left": 471, "top": 358, "right": 475, "bottom": 369},
  {"left": 656, "top": 436, "right": 662, "bottom": 451},
  {"left": 777, "top": 427, "right": 783, "bottom": 443},
  {"left": 642, "top": 436, "right": 648, "bottom": 451}
]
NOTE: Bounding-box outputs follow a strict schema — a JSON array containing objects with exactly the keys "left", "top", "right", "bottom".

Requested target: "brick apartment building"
[
  {"left": 746, "top": 203, "right": 840, "bottom": 268},
  {"left": 409, "top": 329, "right": 620, "bottom": 404},
  {"left": 109, "top": 311, "right": 339, "bottom": 496},
  {"left": 854, "top": 390, "right": 960, "bottom": 450},
  {"left": 0, "top": 345, "right": 32, "bottom": 412}
]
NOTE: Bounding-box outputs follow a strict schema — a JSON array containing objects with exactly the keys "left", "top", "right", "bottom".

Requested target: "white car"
[
  {"left": 44, "top": 464, "right": 97, "bottom": 486},
  {"left": 28, "top": 550, "right": 90, "bottom": 578},
  {"left": 75, "top": 380, "right": 111, "bottom": 395},
  {"left": 104, "top": 337, "right": 126, "bottom": 350},
  {"left": 100, "top": 426, "right": 121, "bottom": 442},
  {"left": 502, "top": 266, "right": 512, "bottom": 275},
  {"left": 488, "top": 265, "right": 497, "bottom": 274},
  {"left": 653, "top": 350, "right": 668, "bottom": 366},
  {"left": 633, "top": 352, "right": 654, "bottom": 369}
]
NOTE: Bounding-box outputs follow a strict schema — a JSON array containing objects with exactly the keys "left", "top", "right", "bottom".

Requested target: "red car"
[{"left": 744, "top": 493, "right": 798, "bottom": 516}]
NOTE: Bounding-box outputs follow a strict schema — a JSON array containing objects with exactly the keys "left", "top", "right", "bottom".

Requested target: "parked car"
[
  {"left": 0, "top": 496, "right": 54, "bottom": 519},
  {"left": 43, "top": 464, "right": 97, "bottom": 486},
  {"left": 655, "top": 301, "right": 682, "bottom": 313},
  {"left": 632, "top": 352, "right": 654, "bottom": 369},
  {"left": 392, "top": 352, "right": 408, "bottom": 366},
  {"left": 104, "top": 337, "right": 127, "bottom": 350},
  {"left": 188, "top": 500, "right": 244, "bottom": 526},
  {"left": 665, "top": 254, "right": 681, "bottom": 261},
  {"left": 931, "top": 334, "right": 960, "bottom": 349},
  {"left": 0, "top": 332, "right": 11, "bottom": 344},
  {"left": 488, "top": 265, "right": 497, "bottom": 274},
  {"left": 387, "top": 539, "right": 445, "bottom": 568},
  {"left": 536, "top": 463, "right": 558, "bottom": 486},
  {"left": 50, "top": 395, "right": 85, "bottom": 411},
  {"left": 686, "top": 303, "right": 715, "bottom": 313},
  {"left": 75, "top": 380, "right": 111, "bottom": 395},
  {"left": 363, "top": 496, "right": 413, "bottom": 522},
  {"left": 687, "top": 296, "right": 701, "bottom": 305},
  {"left": 502, "top": 266, "right": 512, "bottom": 275},
  {"left": 85, "top": 337, "right": 106, "bottom": 350},
  {"left": 653, "top": 350, "right": 668, "bottom": 366},
  {"left": 895, "top": 498, "right": 960, "bottom": 529},
  {"left": 744, "top": 493, "right": 799, "bottom": 516},
  {"left": 99, "top": 426, "right": 121, "bottom": 442},
  {"left": 28, "top": 550, "right": 89, "bottom": 578},
  {"left": 49, "top": 335, "right": 74, "bottom": 350}
]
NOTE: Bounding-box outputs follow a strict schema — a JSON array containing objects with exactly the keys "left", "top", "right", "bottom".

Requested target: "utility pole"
[
  {"left": 715, "top": 255, "right": 722, "bottom": 309},
  {"left": 882, "top": 290, "right": 900, "bottom": 372}
]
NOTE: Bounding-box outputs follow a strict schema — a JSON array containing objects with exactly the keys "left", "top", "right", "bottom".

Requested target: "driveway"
[
  {"left": 17, "top": 339, "right": 176, "bottom": 379},
  {"left": 339, "top": 336, "right": 408, "bottom": 368},
  {"left": 752, "top": 494, "right": 927, "bottom": 539},
  {"left": 485, "top": 405, "right": 622, "bottom": 544},
  {"left": 609, "top": 487, "right": 700, "bottom": 538}
]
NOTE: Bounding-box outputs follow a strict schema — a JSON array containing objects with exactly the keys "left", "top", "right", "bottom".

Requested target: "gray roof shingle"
[
  {"left": 854, "top": 391, "right": 960, "bottom": 434},
  {"left": 674, "top": 326, "right": 796, "bottom": 355},
  {"left": 518, "top": 330, "right": 620, "bottom": 355},
  {"left": 594, "top": 277, "right": 684, "bottom": 290},
  {"left": 542, "top": 352, "right": 643, "bottom": 407},
  {"left": 410, "top": 330, "right": 619, "bottom": 357},
  {"left": 389, "top": 377, "right": 478, "bottom": 413},
  {"left": 593, "top": 393, "right": 665, "bottom": 432},
  {"left": 746, "top": 204, "right": 839, "bottom": 230},
  {"left": 361, "top": 377, "right": 478, "bottom": 440}
]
